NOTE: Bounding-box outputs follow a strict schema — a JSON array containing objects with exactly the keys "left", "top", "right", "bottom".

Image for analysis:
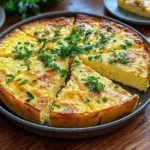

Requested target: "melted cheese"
[{"left": 50, "top": 58, "right": 138, "bottom": 127}]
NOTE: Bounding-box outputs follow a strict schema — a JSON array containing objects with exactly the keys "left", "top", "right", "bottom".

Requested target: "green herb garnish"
[
  {"left": 102, "top": 97, "right": 108, "bottom": 103},
  {"left": 82, "top": 76, "right": 105, "bottom": 93},
  {"left": 5, "top": 74, "right": 15, "bottom": 84},
  {"left": 25, "top": 92, "right": 34, "bottom": 102},
  {"left": 73, "top": 59, "right": 81, "bottom": 67},
  {"left": 19, "top": 79, "right": 28, "bottom": 85}
]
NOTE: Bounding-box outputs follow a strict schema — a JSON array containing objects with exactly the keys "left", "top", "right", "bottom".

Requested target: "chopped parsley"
[
  {"left": 83, "top": 30, "right": 93, "bottom": 43},
  {"left": 120, "top": 44, "right": 127, "bottom": 50},
  {"left": 54, "top": 29, "right": 60, "bottom": 37},
  {"left": 96, "top": 99, "right": 101, "bottom": 104},
  {"left": 88, "top": 54, "right": 102, "bottom": 62},
  {"left": 115, "top": 84, "right": 119, "bottom": 88},
  {"left": 34, "top": 31, "right": 40, "bottom": 35},
  {"left": 109, "top": 51, "right": 130, "bottom": 64},
  {"left": 5, "top": 74, "right": 15, "bottom": 84},
  {"left": 53, "top": 103, "right": 61, "bottom": 108},
  {"left": 19, "top": 79, "right": 28, "bottom": 85},
  {"left": 25, "top": 92, "right": 34, "bottom": 102},
  {"left": 85, "top": 99, "right": 91, "bottom": 103},
  {"left": 99, "top": 34, "right": 110, "bottom": 43},
  {"left": 82, "top": 76, "right": 105, "bottom": 93},
  {"left": 102, "top": 97, "right": 108, "bottom": 103},
  {"left": 107, "top": 26, "right": 112, "bottom": 32},
  {"left": 73, "top": 59, "right": 81, "bottom": 67},
  {"left": 125, "top": 39, "right": 132, "bottom": 47},
  {"left": 16, "top": 78, "right": 22, "bottom": 81}
]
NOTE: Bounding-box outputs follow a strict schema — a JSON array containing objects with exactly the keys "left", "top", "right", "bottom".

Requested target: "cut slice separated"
[{"left": 49, "top": 57, "right": 138, "bottom": 127}]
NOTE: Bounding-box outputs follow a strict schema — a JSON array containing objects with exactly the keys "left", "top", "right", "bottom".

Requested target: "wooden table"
[{"left": 0, "top": 0, "right": 150, "bottom": 149}]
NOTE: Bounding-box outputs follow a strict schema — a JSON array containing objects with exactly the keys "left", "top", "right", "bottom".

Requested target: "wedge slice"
[
  {"left": 50, "top": 58, "right": 138, "bottom": 127},
  {"left": 79, "top": 49, "right": 150, "bottom": 91},
  {"left": 0, "top": 55, "right": 69, "bottom": 124},
  {"left": 118, "top": 0, "right": 150, "bottom": 18}
]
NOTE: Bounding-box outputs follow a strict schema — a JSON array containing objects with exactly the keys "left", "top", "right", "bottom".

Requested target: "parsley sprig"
[{"left": 82, "top": 76, "right": 105, "bottom": 93}]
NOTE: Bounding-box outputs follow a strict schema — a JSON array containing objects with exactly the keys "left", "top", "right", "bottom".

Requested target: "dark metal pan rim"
[
  {"left": 0, "top": 11, "right": 150, "bottom": 133},
  {"left": 0, "top": 98, "right": 150, "bottom": 132}
]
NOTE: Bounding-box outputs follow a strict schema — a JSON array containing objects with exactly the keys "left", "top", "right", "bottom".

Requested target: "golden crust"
[
  {"left": 100, "top": 96, "right": 138, "bottom": 124},
  {"left": 49, "top": 58, "right": 138, "bottom": 127},
  {"left": 0, "top": 14, "right": 148, "bottom": 128},
  {"left": 0, "top": 85, "right": 41, "bottom": 124},
  {"left": 50, "top": 111, "right": 100, "bottom": 128}
]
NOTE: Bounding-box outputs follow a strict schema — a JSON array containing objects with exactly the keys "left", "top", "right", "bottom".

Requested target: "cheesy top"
[
  {"left": 51, "top": 59, "right": 136, "bottom": 114},
  {"left": 0, "top": 14, "right": 149, "bottom": 124}
]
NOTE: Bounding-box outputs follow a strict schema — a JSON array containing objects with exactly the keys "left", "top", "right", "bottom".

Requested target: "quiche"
[
  {"left": 50, "top": 58, "right": 138, "bottom": 127},
  {"left": 0, "top": 14, "right": 149, "bottom": 128},
  {"left": 118, "top": 0, "right": 150, "bottom": 18},
  {"left": 75, "top": 14, "right": 150, "bottom": 91}
]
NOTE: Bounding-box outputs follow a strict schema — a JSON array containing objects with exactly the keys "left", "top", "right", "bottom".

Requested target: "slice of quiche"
[
  {"left": 79, "top": 49, "right": 150, "bottom": 91},
  {"left": 75, "top": 14, "right": 150, "bottom": 91},
  {"left": 50, "top": 58, "right": 138, "bottom": 127},
  {"left": 0, "top": 55, "right": 69, "bottom": 124},
  {"left": 118, "top": 0, "right": 150, "bottom": 18}
]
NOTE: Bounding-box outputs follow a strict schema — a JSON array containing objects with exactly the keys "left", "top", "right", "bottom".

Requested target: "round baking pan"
[
  {"left": 104, "top": 0, "right": 150, "bottom": 25},
  {"left": 0, "top": 11, "right": 150, "bottom": 139}
]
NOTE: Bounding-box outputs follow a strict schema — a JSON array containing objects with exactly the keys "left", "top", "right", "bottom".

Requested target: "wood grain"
[{"left": 0, "top": 0, "right": 150, "bottom": 149}]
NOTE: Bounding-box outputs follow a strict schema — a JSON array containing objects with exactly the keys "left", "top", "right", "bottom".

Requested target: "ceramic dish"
[
  {"left": 0, "top": 11, "right": 150, "bottom": 139},
  {"left": 104, "top": 0, "right": 150, "bottom": 25}
]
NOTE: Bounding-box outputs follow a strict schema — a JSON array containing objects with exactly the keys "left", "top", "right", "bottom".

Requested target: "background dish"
[
  {"left": 0, "top": 6, "right": 5, "bottom": 28},
  {"left": 0, "top": 11, "right": 150, "bottom": 139},
  {"left": 104, "top": 0, "right": 150, "bottom": 25}
]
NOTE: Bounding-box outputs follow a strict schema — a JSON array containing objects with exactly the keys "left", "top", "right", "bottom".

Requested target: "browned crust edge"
[
  {"left": 100, "top": 95, "right": 138, "bottom": 124},
  {"left": 49, "top": 95, "right": 138, "bottom": 128},
  {"left": 0, "top": 85, "right": 42, "bottom": 124},
  {"left": 50, "top": 111, "right": 100, "bottom": 128}
]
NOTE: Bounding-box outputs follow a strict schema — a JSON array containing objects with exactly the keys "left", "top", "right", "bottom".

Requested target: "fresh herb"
[
  {"left": 5, "top": 74, "right": 15, "bottom": 84},
  {"left": 82, "top": 76, "right": 105, "bottom": 93},
  {"left": 54, "top": 29, "right": 60, "bottom": 37},
  {"left": 16, "top": 78, "right": 22, "bottom": 81},
  {"left": 47, "top": 63, "right": 68, "bottom": 77},
  {"left": 102, "top": 97, "right": 108, "bottom": 103},
  {"left": 19, "top": 79, "right": 28, "bottom": 85},
  {"left": 115, "top": 84, "right": 119, "bottom": 88},
  {"left": 120, "top": 44, "right": 127, "bottom": 50},
  {"left": 109, "top": 51, "right": 130, "bottom": 64},
  {"left": 107, "top": 26, "right": 112, "bottom": 32},
  {"left": 125, "top": 39, "right": 132, "bottom": 47},
  {"left": 96, "top": 99, "right": 101, "bottom": 104},
  {"left": 38, "top": 53, "right": 55, "bottom": 67},
  {"left": 85, "top": 99, "right": 91, "bottom": 103},
  {"left": 34, "top": 31, "right": 40, "bottom": 35},
  {"left": 83, "top": 30, "right": 93, "bottom": 43},
  {"left": 25, "top": 92, "right": 34, "bottom": 102},
  {"left": 88, "top": 54, "right": 102, "bottom": 62},
  {"left": 73, "top": 59, "right": 81, "bottom": 67},
  {"left": 53, "top": 103, "right": 61, "bottom": 108},
  {"left": 99, "top": 34, "right": 110, "bottom": 43}
]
